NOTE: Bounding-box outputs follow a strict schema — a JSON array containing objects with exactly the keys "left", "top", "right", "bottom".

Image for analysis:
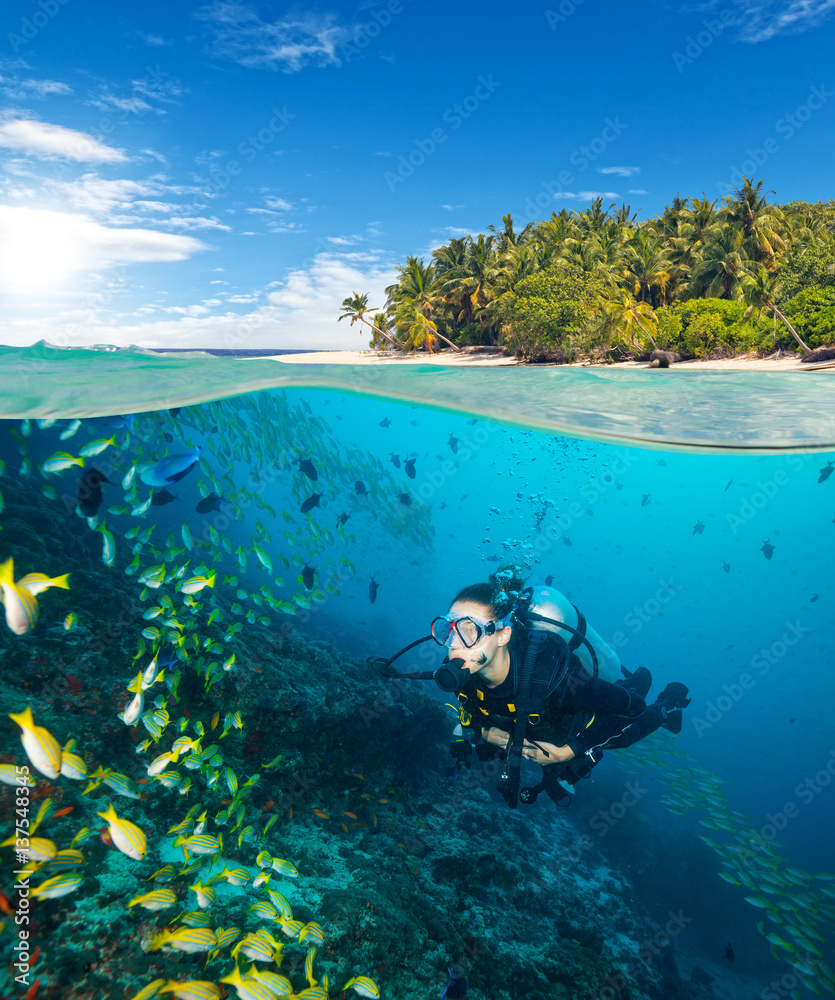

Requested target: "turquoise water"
[{"left": 1, "top": 345, "right": 834, "bottom": 1000}]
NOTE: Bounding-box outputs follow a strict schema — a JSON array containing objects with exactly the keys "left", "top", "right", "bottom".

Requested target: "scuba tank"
[{"left": 524, "top": 586, "right": 622, "bottom": 683}]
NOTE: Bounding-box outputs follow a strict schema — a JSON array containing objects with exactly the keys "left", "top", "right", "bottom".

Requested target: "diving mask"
[{"left": 430, "top": 613, "right": 512, "bottom": 649}]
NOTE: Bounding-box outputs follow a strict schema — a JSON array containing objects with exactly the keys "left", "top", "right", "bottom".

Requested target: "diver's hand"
[
  {"left": 522, "top": 741, "right": 575, "bottom": 765},
  {"left": 480, "top": 728, "right": 575, "bottom": 765}
]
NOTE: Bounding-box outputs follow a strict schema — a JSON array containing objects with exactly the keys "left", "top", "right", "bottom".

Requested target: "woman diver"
[{"left": 429, "top": 568, "right": 691, "bottom": 808}]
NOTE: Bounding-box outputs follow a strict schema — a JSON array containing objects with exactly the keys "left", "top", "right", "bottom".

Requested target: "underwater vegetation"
[{"left": 1, "top": 387, "right": 834, "bottom": 1000}]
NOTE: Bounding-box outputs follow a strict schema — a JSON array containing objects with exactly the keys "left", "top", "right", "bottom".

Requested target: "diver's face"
[{"left": 445, "top": 600, "right": 511, "bottom": 672}]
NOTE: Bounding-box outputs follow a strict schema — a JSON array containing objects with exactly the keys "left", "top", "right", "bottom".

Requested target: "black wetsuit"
[{"left": 456, "top": 632, "right": 647, "bottom": 757}]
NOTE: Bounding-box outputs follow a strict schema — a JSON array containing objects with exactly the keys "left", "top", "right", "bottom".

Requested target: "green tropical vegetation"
[{"left": 341, "top": 179, "right": 835, "bottom": 362}]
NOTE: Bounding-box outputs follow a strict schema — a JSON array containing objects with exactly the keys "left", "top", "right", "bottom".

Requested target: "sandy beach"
[{"left": 266, "top": 349, "right": 834, "bottom": 372}]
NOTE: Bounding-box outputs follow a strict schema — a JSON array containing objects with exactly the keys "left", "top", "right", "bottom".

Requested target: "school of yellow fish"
[
  {"left": 1, "top": 394, "right": 430, "bottom": 998},
  {"left": 623, "top": 734, "right": 835, "bottom": 998}
]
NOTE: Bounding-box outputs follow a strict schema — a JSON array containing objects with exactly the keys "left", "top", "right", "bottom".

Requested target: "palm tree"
[
  {"left": 687, "top": 225, "right": 753, "bottom": 299},
  {"left": 397, "top": 303, "right": 440, "bottom": 353},
  {"left": 601, "top": 290, "right": 659, "bottom": 353},
  {"left": 338, "top": 292, "right": 399, "bottom": 347},
  {"left": 722, "top": 177, "right": 786, "bottom": 267},
  {"left": 620, "top": 232, "right": 672, "bottom": 307},
  {"left": 741, "top": 268, "right": 812, "bottom": 355},
  {"left": 386, "top": 257, "right": 462, "bottom": 352}
]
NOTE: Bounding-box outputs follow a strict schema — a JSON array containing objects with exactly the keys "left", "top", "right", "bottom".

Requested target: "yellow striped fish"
[
  {"left": 1, "top": 558, "right": 40, "bottom": 635},
  {"left": 30, "top": 873, "right": 84, "bottom": 899},
  {"left": 128, "top": 889, "right": 178, "bottom": 911},
  {"left": 8, "top": 706, "right": 61, "bottom": 778},
  {"left": 344, "top": 977, "right": 380, "bottom": 998},
  {"left": 149, "top": 927, "right": 217, "bottom": 954},
  {"left": 96, "top": 804, "right": 147, "bottom": 860},
  {"left": 159, "top": 982, "right": 221, "bottom": 1000}
]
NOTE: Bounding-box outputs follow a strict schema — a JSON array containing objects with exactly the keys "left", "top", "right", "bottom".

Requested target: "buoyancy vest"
[{"left": 455, "top": 632, "right": 598, "bottom": 747}]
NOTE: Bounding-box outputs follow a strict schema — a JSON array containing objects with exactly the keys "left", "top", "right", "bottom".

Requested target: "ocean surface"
[{"left": 1, "top": 343, "right": 834, "bottom": 1000}]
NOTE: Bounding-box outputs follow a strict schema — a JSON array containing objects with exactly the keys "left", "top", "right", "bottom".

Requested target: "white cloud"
[
  {"left": 196, "top": 3, "right": 356, "bottom": 72},
  {"left": 735, "top": 0, "right": 835, "bottom": 40},
  {"left": 136, "top": 31, "right": 170, "bottom": 46},
  {"left": 0, "top": 250, "right": 396, "bottom": 349},
  {"left": 87, "top": 93, "right": 158, "bottom": 115},
  {"left": 87, "top": 73, "right": 184, "bottom": 116},
  {"left": 597, "top": 166, "right": 640, "bottom": 177},
  {"left": 2, "top": 78, "right": 73, "bottom": 99},
  {"left": 162, "top": 215, "right": 232, "bottom": 231},
  {"left": 0, "top": 117, "right": 126, "bottom": 163},
  {"left": 265, "top": 196, "right": 292, "bottom": 210},
  {"left": 50, "top": 175, "right": 160, "bottom": 214},
  {"left": 628, "top": 189, "right": 649, "bottom": 195},
  {"left": 553, "top": 191, "right": 620, "bottom": 200},
  {"left": 0, "top": 205, "right": 207, "bottom": 294},
  {"left": 440, "top": 204, "right": 465, "bottom": 211}
]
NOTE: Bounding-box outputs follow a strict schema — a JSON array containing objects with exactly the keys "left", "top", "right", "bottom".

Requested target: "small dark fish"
[
  {"left": 404, "top": 458, "right": 416, "bottom": 479},
  {"left": 656, "top": 459, "right": 666, "bottom": 466},
  {"left": 302, "top": 564, "right": 315, "bottom": 590},
  {"left": 336, "top": 512, "right": 350, "bottom": 528},
  {"left": 485, "top": 554, "right": 499, "bottom": 562},
  {"left": 761, "top": 539, "right": 775, "bottom": 560},
  {"left": 441, "top": 968, "right": 467, "bottom": 999},
  {"left": 298, "top": 458, "right": 317, "bottom": 481},
  {"left": 692, "top": 520, "right": 705, "bottom": 535},
  {"left": 169, "top": 407, "right": 181, "bottom": 418},
  {"left": 390, "top": 453, "right": 401, "bottom": 469},
  {"left": 722, "top": 561, "right": 730, "bottom": 574},
  {"left": 196, "top": 492, "right": 223, "bottom": 514},
  {"left": 723, "top": 942, "right": 734, "bottom": 963},
  {"left": 355, "top": 481, "right": 367, "bottom": 496},
  {"left": 409, "top": 420, "right": 418, "bottom": 427},
  {"left": 818, "top": 461, "right": 834, "bottom": 484},
  {"left": 810, "top": 593, "right": 819, "bottom": 602},
  {"left": 300, "top": 492, "right": 323, "bottom": 514},
  {"left": 562, "top": 536, "right": 572, "bottom": 547},
  {"left": 460, "top": 494, "right": 468, "bottom": 501},
  {"left": 439, "top": 502, "right": 447, "bottom": 510},
  {"left": 545, "top": 575, "right": 553, "bottom": 586},
  {"left": 448, "top": 434, "right": 459, "bottom": 455},
  {"left": 164, "top": 432, "right": 174, "bottom": 443},
  {"left": 369, "top": 577, "right": 378, "bottom": 604},
  {"left": 724, "top": 477, "right": 734, "bottom": 492},
  {"left": 789, "top": 717, "right": 796, "bottom": 723},
  {"left": 76, "top": 466, "right": 111, "bottom": 517},
  {"left": 151, "top": 487, "right": 178, "bottom": 506},
  {"left": 398, "top": 493, "right": 412, "bottom": 506},
  {"left": 379, "top": 417, "right": 391, "bottom": 428},
  {"left": 467, "top": 418, "right": 477, "bottom": 425},
  {"left": 641, "top": 493, "right": 651, "bottom": 506}
]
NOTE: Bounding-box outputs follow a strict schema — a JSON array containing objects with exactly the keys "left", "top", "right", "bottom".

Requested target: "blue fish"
[
  {"left": 441, "top": 968, "right": 466, "bottom": 999},
  {"left": 140, "top": 447, "right": 201, "bottom": 488}
]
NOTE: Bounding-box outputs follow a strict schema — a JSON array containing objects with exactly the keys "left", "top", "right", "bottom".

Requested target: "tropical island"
[{"left": 338, "top": 178, "right": 835, "bottom": 366}]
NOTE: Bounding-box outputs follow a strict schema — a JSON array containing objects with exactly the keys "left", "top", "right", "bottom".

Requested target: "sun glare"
[{"left": 0, "top": 207, "right": 90, "bottom": 295}]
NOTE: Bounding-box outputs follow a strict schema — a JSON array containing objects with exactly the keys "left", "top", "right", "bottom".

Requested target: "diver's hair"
[{"left": 452, "top": 564, "right": 528, "bottom": 619}]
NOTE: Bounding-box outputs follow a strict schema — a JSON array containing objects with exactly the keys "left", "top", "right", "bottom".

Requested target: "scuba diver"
[{"left": 375, "top": 567, "right": 690, "bottom": 809}]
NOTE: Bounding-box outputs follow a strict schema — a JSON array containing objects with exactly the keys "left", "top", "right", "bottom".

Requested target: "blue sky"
[{"left": 0, "top": 0, "right": 833, "bottom": 349}]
